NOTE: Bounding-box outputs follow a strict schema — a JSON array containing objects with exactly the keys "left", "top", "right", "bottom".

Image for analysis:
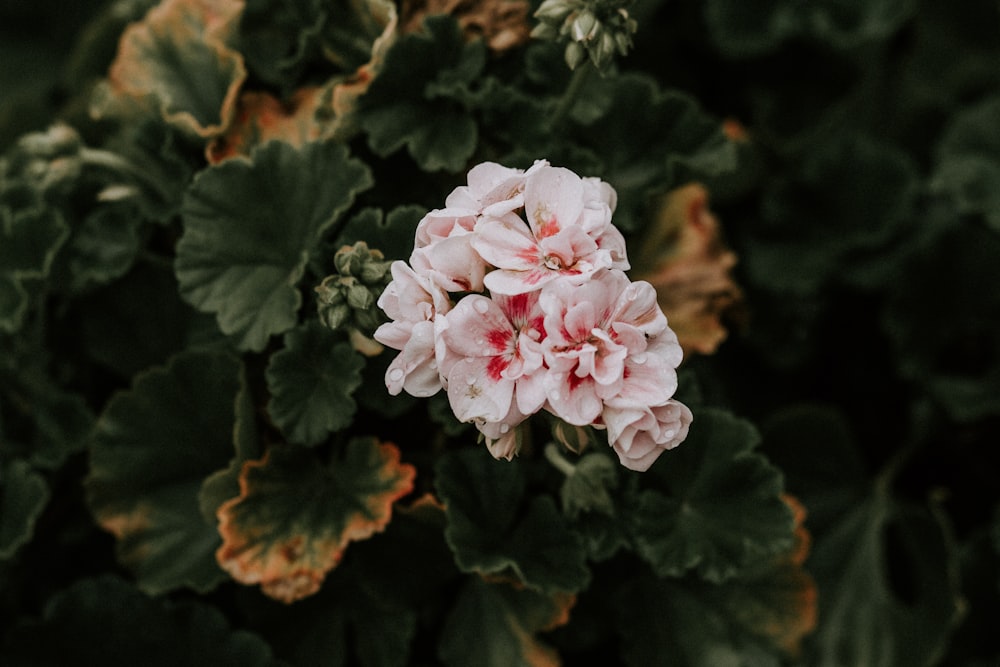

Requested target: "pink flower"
[
  {"left": 373, "top": 261, "right": 451, "bottom": 397},
  {"left": 473, "top": 166, "right": 629, "bottom": 295},
  {"left": 475, "top": 401, "right": 527, "bottom": 461},
  {"left": 439, "top": 292, "right": 547, "bottom": 423},
  {"left": 445, "top": 160, "right": 548, "bottom": 217},
  {"left": 603, "top": 399, "right": 693, "bottom": 472},
  {"left": 540, "top": 269, "right": 673, "bottom": 425}
]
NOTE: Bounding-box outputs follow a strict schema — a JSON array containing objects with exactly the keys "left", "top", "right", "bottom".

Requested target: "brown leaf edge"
[
  {"left": 633, "top": 182, "right": 745, "bottom": 356},
  {"left": 105, "top": 0, "right": 248, "bottom": 138},
  {"left": 214, "top": 440, "right": 416, "bottom": 603}
]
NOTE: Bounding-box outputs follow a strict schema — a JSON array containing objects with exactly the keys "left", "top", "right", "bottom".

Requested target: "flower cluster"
[{"left": 374, "top": 160, "right": 691, "bottom": 471}]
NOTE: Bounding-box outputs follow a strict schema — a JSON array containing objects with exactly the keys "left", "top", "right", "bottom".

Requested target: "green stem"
[
  {"left": 551, "top": 61, "right": 592, "bottom": 129},
  {"left": 544, "top": 442, "right": 577, "bottom": 477}
]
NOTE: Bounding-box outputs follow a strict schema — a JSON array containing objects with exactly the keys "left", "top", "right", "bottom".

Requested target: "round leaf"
[
  {"left": 0, "top": 575, "right": 283, "bottom": 667},
  {"left": 266, "top": 320, "right": 364, "bottom": 446},
  {"left": 435, "top": 448, "right": 590, "bottom": 594},
  {"left": 85, "top": 350, "right": 244, "bottom": 594},
  {"left": 215, "top": 438, "right": 416, "bottom": 603},
  {"left": 176, "top": 139, "right": 373, "bottom": 351},
  {"left": 626, "top": 408, "right": 796, "bottom": 583}
]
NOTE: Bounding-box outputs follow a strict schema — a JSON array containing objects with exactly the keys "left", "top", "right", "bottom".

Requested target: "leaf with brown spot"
[
  {"left": 105, "top": 0, "right": 247, "bottom": 138},
  {"left": 206, "top": 87, "right": 326, "bottom": 164},
  {"left": 400, "top": 0, "right": 531, "bottom": 53},
  {"left": 633, "top": 182, "right": 745, "bottom": 356},
  {"left": 216, "top": 438, "right": 416, "bottom": 603}
]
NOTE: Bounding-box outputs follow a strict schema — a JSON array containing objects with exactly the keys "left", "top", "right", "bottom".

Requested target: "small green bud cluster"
[
  {"left": 1, "top": 124, "right": 84, "bottom": 196},
  {"left": 531, "top": 0, "right": 638, "bottom": 71},
  {"left": 315, "top": 242, "right": 393, "bottom": 335}
]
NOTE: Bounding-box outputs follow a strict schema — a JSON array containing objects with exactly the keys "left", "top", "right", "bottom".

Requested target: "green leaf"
[
  {"left": 333, "top": 205, "right": 424, "bottom": 262},
  {"left": 266, "top": 320, "right": 364, "bottom": 446},
  {"left": 435, "top": 448, "right": 590, "bottom": 594},
  {"left": 626, "top": 408, "right": 795, "bottom": 583},
  {"left": 744, "top": 133, "right": 920, "bottom": 293},
  {"left": 176, "top": 140, "right": 373, "bottom": 351},
  {"left": 808, "top": 492, "right": 962, "bottom": 667},
  {"left": 241, "top": 500, "right": 452, "bottom": 667},
  {"left": 931, "top": 94, "right": 1000, "bottom": 230},
  {"left": 759, "top": 404, "right": 869, "bottom": 535},
  {"left": 574, "top": 75, "right": 737, "bottom": 234},
  {"left": 357, "top": 15, "right": 482, "bottom": 172},
  {"left": 0, "top": 459, "right": 49, "bottom": 559},
  {"left": 216, "top": 438, "right": 416, "bottom": 602},
  {"left": 882, "top": 223, "right": 1000, "bottom": 422},
  {"left": 439, "top": 577, "right": 574, "bottom": 667},
  {"left": 238, "top": 0, "right": 325, "bottom": 86},
  {"left": 105, "top": 0, "right": 247, "bottom": 137},
  {"left": 0, "top": 575, "right": 284, "bottom": 667},
  {"left": 704, "top": 0, "right": 916, "bottom": 56},
  {"left": 198, "top": 362, "right": 261, "bottom": 523},
  {"left": 62, "top": 202, "right": 143, "bottom": 292},
  {"left": 558, "top": 451, "right": 619, "bottom": 519},
  {"left": 80, "top": 262, "right": 222, "bottom": 379},
  {"left": 85, "top": 350, "right": 244, "bottom": 594},
  {"left": 0, "top": 205, "right": 69, "bottom": 332},
  {"left": 614, "top": 573, "right": 784, "bottom": 667}
]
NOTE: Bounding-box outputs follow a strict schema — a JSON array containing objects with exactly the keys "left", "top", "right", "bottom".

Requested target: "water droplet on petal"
[
  {"left": 473, "top": 299, "right": 490, "bottom": 314},
  {"left": 663, "top": 429, "right": 676, "bottom": 439},
  {"left": 429, "top": 361, "right": 437, "bottom": 370},
  {"left": 632, "top": 353, "right": 647, "bottom": 364},
  {"left": 476, "top": 339, "right": 484, "bottom": 346},
  {"left": 388, "top": 368, "right": 405, "bottom": 382},
  {"left": 499, "top": 423, "right": 510, "bottom": 434},
  {"left": 466, "top": 375, "right": 478, "bottom": 385}
]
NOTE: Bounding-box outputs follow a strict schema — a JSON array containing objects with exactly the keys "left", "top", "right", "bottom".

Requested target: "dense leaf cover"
[{"left": 1, "top": 0, "right": 998, "bottom": 664}]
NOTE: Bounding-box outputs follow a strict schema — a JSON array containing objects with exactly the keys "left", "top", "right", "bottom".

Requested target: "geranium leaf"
[
  {"left": 438, "top": 577, "right": 574, "bottom": 667},
  {"left": 357, "top": 15, "right": 482, "bottom": 172},
  {"left": 176, "top": 139, "right": 373, "bottom": 352},
  {"left": 80, "top": 263, "right": 222, "bottom": 380},
  {"left": 198, "top": 362, "right": 261, "bottom": 523},
  {"left": 241, "top": 499, "right": 451, "bottom": 666},
  {"left": 435, "top": 449, "right": 590, "bottom": 594},
  {"left": 614, "top": 573, "right": 784, "bottom": 667},
  {"left": 704, "top": 0, "right": 916, "bottom": 56},
  {"left": 744, "top": 134, "right": 919, "bottom": 292},
  {"left": 0, "top": 575, "right": 284, "bottom": 667},
  {"left": 559, "top": 451, "right": 619, "bottom": 519},
  {"left": 85, "top": 350, "right": 244, "bottom": 594},
  {"left": 105, "top": 0, "right": 247, "bottom": 138},
  {"left": 575, "top": 75, "right": 737, "bottom": 234},
  {"left": 266, "top": 320, "right": 364, "bottom": 446},
  {"left": 62, "top": 202, "right": 144, "bottom": 293},
  {"left": 215, "top": 438, "right": 416, "bottom": 603},
  {"left": 0, "top": 459, "right": 50, "bottom": 559},
  {"left": 882, "top": 224, "right": 1000, "bottom": 422},
  {"left": 808, "top": 492, "right": 962, "bottom": 667},
  {"left": 931, "top": 94, "right": 1000, "bottom": 230},
  {"left": 238, "top": 0, "right": 325, "bottom": 86},
  {"left": 333, "top": 205, "right": 424, "bottom": 262},
  {"left": 0, "top": 206, "right": 69, "bottom": 333},
  {"left": 625, "top": 408, "right": 796, "bottom": 583}
]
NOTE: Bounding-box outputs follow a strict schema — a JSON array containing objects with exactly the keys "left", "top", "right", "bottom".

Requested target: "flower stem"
[
  {"left": 544, "top": 442, "right": 577, "bottom": 477},
  {"left": 551, "top": 62, "right": 592, "bottom": 129}
]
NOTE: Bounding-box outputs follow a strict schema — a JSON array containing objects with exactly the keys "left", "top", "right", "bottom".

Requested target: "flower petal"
[
  {"left": 524, "top": 166, "right": 585, "bottom": 239},
  {"left": 447, "top": 357, "right": 515, "bottom": 423}
]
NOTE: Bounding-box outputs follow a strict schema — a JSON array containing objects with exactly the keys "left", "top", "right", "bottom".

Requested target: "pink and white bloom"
[
  {"left": 445, "top": 160, "right": 548, "bottom": 217},
  {"left": 539, "top": 269, "right": 672, "bottom": 425},
  {"left": 373, "top": 261, "right": 451, "bottom": 397},
  {"left": 473, "top": 166, "right": 630, "bottom": 295},
  {"left": 374, "top": 158, "right": 693, "bottom": 469},
  {"left": 438, "top": 292, "right": 547, "bottom": 423},
  {"left": 603, "top": 399, "right": 693, "bottom": 472}
]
